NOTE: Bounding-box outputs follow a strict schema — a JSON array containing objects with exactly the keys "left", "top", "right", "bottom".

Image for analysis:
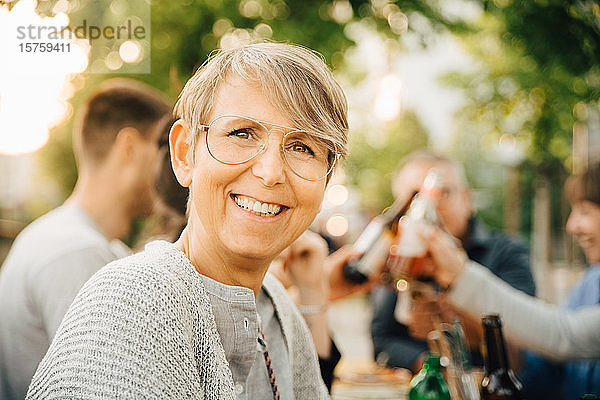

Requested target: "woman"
[
  {"left": 27, "top": 42, "right": 349, "bottom": 400},
  {"left": 421, "top": 162, "right": 600, "bottom": 365}
]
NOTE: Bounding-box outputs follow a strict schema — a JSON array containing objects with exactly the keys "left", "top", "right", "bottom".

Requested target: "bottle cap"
[
  {"left": 481, "top": 314, "right": 502, "bottom": 328},
  {"left": 426, "top": 353, "right": 441, "bottom": 367}
]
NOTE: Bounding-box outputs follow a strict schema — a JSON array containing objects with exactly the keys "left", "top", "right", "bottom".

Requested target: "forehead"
[
  {"left": 209, "top": 75, "right": 293, "bottom": 127},
  {"left": 396, "top": 160, "right": 461, "bottom": 190},
  {"left": 573, "top": 199, "right": 600, "bottom": 213}
]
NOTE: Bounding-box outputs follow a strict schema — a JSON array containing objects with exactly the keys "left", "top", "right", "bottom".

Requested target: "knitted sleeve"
[{"left": 26, "top": 251, "right": 234, "bottom": 400}]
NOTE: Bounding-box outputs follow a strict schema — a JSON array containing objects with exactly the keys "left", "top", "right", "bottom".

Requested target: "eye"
[
  {"left": 227, "top": 128, "right": 254, "bottom": 140},
  {"left": 286, "top": 140, "right": 315, "bottom": 156}
]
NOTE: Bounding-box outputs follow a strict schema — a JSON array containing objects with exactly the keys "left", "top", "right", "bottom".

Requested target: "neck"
[
  {"left": 69, "top": 169, "right": 133, "bottom": 241},
  {"left": 175, "top": 226, "right": 270, "bottom": 297}
]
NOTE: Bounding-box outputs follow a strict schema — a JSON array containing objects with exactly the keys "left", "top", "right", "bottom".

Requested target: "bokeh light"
[
  {"left": 326, "top": 214, "right": 349, "bottom": 237},
  {"left": 0, "top": 0, "right": 89, "bottom": 155},
  {"left": 119, "top": 40, "right": 141, "bottom": 63},
  {"left": 326, "top": 184, "right": 349, "bottom": 206},
  {"left": 374, "top": 74, "right": 402, "bottom": 122}
]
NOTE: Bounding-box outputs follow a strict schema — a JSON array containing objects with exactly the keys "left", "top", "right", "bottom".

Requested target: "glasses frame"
[{"left": 198, "top": 114, "right": 340, "bottom": 181}]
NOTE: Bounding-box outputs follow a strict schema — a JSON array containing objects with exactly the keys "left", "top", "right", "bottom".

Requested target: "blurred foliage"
[
  {"left": 344, "top": 110, "right": 429, "bottom": 211},
  {"left": 32, "top": 0, "right": 600, "bottom": 247},
  {"left": 36, "top": 0, "right": 457, "bottom": 209},
  {"left": 443, "top": 0, "right": 599, "bottom": 247},
  {"left": 445, "top": 1, "right": 599, "bottom": 169}
]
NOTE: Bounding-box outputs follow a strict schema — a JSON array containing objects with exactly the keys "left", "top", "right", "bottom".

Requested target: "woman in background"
[{"left": 422, "top": 162, "right": 600, "bottom": 398}]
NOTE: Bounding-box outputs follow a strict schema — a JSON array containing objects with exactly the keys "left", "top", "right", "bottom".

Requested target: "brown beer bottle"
[
  {"left": 342, "top": 192, "right": 413, "bottom": 284},
  {"left": 480, "top": 314, "right": 523, "bottom": 400}
]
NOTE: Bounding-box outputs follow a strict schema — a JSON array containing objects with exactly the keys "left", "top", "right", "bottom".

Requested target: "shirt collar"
[{"left": 464, "top": 216, "right": 492, "bottom": 251}]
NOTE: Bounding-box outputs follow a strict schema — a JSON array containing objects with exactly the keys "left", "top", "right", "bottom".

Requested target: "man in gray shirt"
[{"left": 0, "top": 79, "right": 170, "bottom": 400}]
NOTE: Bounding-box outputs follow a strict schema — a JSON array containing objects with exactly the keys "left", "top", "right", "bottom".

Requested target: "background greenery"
[{"left": 30, "top": 0, "right": 600, "bottom": 253}]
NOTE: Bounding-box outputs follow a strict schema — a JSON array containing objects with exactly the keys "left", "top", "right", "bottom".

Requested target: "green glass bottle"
[{"left": 409, "top": 354, "right": 451, "bottom": 400}]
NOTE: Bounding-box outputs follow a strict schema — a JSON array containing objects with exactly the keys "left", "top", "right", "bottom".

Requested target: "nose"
[
  {"left": 566, "top": 210, "right": 579, "bottom": 235},
  {"left": 251, "top": 132, "right": 286, "bottom": 187}
]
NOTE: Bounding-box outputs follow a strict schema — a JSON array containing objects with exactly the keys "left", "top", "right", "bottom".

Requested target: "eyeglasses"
[{"left": 198, "top": 115, "right": 339, "bottom": 181}]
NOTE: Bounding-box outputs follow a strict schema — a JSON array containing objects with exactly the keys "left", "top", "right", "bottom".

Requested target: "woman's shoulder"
[
  {"left": 101, "top": 240, "right": 197, "bottom": 282},
  {"left": 75, "top": 240, "right": 207, "bottom": 314}
]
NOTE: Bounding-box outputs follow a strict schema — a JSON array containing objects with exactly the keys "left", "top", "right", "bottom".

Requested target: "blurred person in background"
[
  {"left": 135, "top": 115, "right": 189, "bottom": 244},
  {"left": 421, "top": 161, "right": 600, "bottom": 398},
  {"left": 269, "top": 230, "right": 375, "bottom": 391},
  {"left": 27, "top": 42, "right": 349, "bottom": 399},
  {"left": 370, "top": 151, "right": 536, "bottom": 373},
  {"left": 0, "top": 79, "right": 170, "bottom": 400},
  {"left": 519, "top": 162, "right": 600, "bottom": 399}
]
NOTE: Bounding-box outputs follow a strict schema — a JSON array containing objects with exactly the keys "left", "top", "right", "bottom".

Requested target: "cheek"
[
  {"left": 589, "top": 220, "right": 600, "bottom": 240},
  {"left": 295, "top": 182, "right": 326, "bottom": 218}
]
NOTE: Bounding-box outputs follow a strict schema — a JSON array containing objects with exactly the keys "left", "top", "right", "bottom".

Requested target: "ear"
[
  {"left": 169, "top": 120, "right": 193, "bottom": 188},
  {"left": 113, "top": 127, "right": 142, "bottom": 163},
  {"left": 462, "top": 188, "right": 474, "bottom": 213}
]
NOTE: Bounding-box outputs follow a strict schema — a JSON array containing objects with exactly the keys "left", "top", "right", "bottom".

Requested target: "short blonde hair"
[{"left": 174, "top": 42, "right": 349, "bottom": 166}]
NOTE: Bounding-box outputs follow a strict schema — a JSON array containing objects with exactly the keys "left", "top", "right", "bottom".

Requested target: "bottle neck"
[
  {"left": 422, "top": 355, "right": 441, "bottom": 374},
  {"left": 483, "top": 325, "right": 510, "bottom": 372}
]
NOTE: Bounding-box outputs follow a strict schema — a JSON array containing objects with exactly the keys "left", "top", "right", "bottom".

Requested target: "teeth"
[{"left": 233, "top": 195, "right": 283, "bottom": 217}]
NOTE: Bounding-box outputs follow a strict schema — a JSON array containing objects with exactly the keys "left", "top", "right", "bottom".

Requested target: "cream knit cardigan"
[{"left": 27, "top": 241, "right": 329, "bottom": 399}]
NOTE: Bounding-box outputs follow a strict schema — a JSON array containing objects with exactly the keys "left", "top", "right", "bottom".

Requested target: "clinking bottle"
[
  {"left": 388, "top": 169, "right": 442, "bottom": 323},
  {"left": 388, "top": 168, "right": 442, "bottom": 278},
  {"left": 480, "top": 314, "right": 523, "bottom": 400},
  {"left": 342, "top": 193, "right": 413, "bottom": 284}
]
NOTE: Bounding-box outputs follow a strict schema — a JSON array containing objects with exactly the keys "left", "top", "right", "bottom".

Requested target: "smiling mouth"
[{"left": 232, "top": 194, "right": 286, "bottom": 217}]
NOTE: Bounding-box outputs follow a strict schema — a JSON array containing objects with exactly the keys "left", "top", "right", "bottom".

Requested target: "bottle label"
[
  {"left": 353, "top": 219, "right": 385, "bottom": 252},
  {"left": 391, "top": 218, "right": 427, "bottom": 258},
  {"left": 355, "top": 230, "right": 393, "bottom": 274},
  {"left": 394, "top": 288, "right": 412, "bottom": 324}
]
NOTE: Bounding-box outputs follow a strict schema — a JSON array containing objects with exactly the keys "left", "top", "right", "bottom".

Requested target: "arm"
[
  {"left": 449, "top": 262, "right": 600, "bottom": 360},
  {"left": 270, "top": 232, "right": 369, "bottom": 358},
  {"left": 425, "top": 228, "right": 600, "bottom": 361},
  {"left": 270, "top": 231, "right": 331, "bottom": 357},
  {"left": 455, "top": 234, "right": 535, "bottom": 354}
]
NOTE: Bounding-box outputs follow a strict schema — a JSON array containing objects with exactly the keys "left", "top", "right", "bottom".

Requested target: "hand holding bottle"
[
  {"left": 407, "top": 296, "right": 442, "bottom": 341},
  {"left": 271, "top": 230, "right": 371, "bottom": 303},
  {"left": 387, "top": 169, "right": 442, "bottom": 281},
  {"left": 419, "top": 226, "right": 468, "bottom": 289},
  {"left": 270, "top": 230, "right": 330, "bottom": 306}
]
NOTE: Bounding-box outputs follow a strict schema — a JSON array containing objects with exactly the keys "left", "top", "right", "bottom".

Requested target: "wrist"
[
  {"left": 296, "top": 303, "right": 328, "bottom": 316},
  {"left": 296, "top": 285, "right": 328, "bottom": 306},
  {"left": 441, "top": 255, "right": 467, "bottom": 289}
]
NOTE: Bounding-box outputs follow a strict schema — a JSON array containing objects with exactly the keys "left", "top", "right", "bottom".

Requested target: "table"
[{"left": 331, "top": 359, "right": 412, "bottom": 400}]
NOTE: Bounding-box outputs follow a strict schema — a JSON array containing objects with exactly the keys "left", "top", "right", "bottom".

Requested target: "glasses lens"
[
  {"left": 283, "top": 131, "right": 334, "bottom": 181},
  {"left": 204, "top": 115, "right": 335, "bottom": 181},
  {"left": 205, "top": 116, "right": 267, "bottom": 164}
]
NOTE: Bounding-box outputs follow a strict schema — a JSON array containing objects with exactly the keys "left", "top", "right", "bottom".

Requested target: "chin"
[{"left": 225, "top": 238, "right": 282, "bottom": 261}]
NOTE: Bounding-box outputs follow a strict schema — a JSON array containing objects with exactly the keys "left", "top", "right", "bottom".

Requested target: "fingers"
[
  {"left": 288, "top": 230, "right": 328, "bottom": 261},
  {"left": 419, "top": 227, "right": 467, "bottom": 289},
  {"left": 327, "top": 245, "right": 362, "bottom": 270},
  {"left": 408, "top": 300, "right": 440, "bottom": 340}
]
